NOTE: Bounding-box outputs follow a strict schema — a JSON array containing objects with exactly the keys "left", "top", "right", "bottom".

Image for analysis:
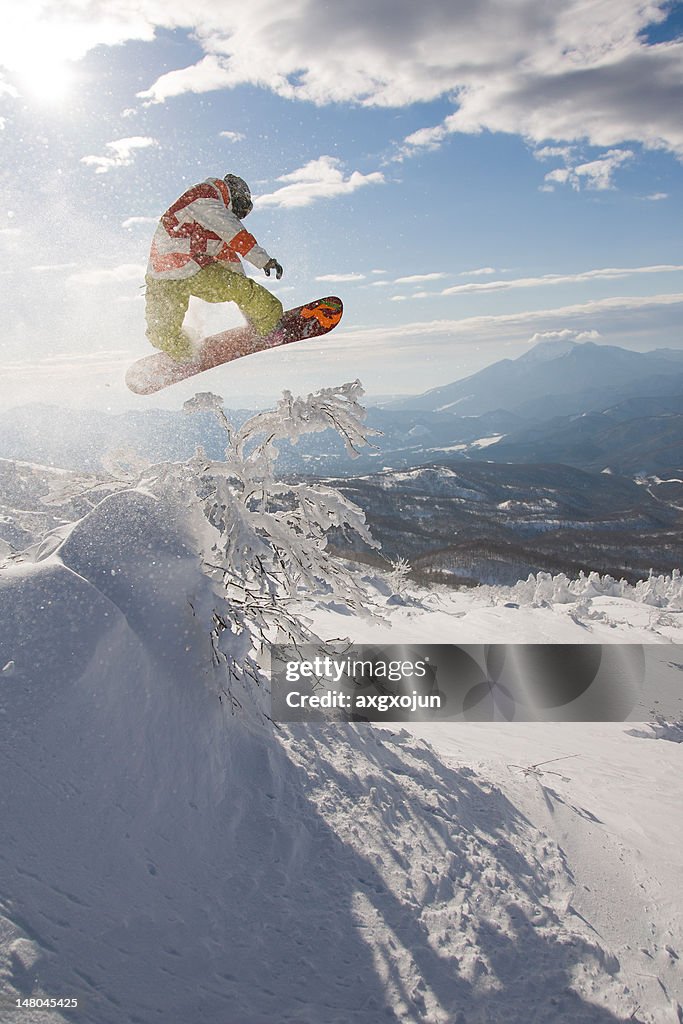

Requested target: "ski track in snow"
[{"left": 0, "top": 489, "right": 681, "bottom": 1023}]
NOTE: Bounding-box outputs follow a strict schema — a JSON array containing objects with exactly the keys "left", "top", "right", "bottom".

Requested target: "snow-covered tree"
[{"left": 150, "top": 381, "right": 384, "bottom": 707}]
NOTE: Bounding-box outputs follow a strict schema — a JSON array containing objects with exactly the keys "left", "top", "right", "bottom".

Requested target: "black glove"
[{"left": 264, "top": 258, "right": 283, "bottom": 280}]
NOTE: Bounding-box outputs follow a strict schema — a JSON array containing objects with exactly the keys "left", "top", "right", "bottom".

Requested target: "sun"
[
  {"left": 10, "top": 40, "right": 75, "bottom": 105},
  {"left": 18, "top": 60, "right": 74, "bottom": 105}
]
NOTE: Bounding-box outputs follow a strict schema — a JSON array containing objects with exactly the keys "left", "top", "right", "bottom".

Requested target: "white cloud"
[
  {"left": 0, "top": 6, "right": 154, "bottom": 78},
  {"left": 543, "top": 148, "right": 634, "bottom": 191},
  {"left": 122, "top": 216, "right": 158, "bottom": 229},
  {"left": 67, "top": 263, "right": 146, "bottom": 286},
  {"left": 219, "top": 130, "right": 245, "bottom": 142},
  {"left": 315, "top": 273, "right": 365, "bottom": 282},
  {"left": 396, "top": 4, "right": 683, "bottom": 161},
  {"left": 1, "top": 2, "right": 680, "bottom": 170},
  {"left": 339, "top": 292, "right": 683, "bottom": 347},
  {"left": 30, "top": 262, "right": 79, "bottom": 272},
  {"left": 81, "top": 137, "right": 158, "bottom": 174},
  {"left": 533, "top": 146, "right": 575, "bottom": 162},
  {"left": 440, "top": 264, "right": 683, "bottom": 296},
  {"left": 371, "top": 269, "right": 387, "bottom": 275},
  {"left": 644, "top": 191, "right": 669, "bottom": 200},
  {"left": 137, "top": 55, "right": 236, "bottom": 104},
  {"left": 256, "top": 156, "right": 384, "bottom": 209},
  {"left": 366, "top": 271, "right": 450, "bottom": 288},
  {"left": 574, "top": 150, "right": 634, "bottom": 189},
  {"left": 460, "top": 267, "right": 498, "bottom": 277},
  {"left": 528, "top": 328, "right": 601, "bottom": 344},
  {"left": 543, "top": 167, "right": 572, "bottom": 187},
  {"left": 394, "top": 272, "right": 447, "bottom": 284}
]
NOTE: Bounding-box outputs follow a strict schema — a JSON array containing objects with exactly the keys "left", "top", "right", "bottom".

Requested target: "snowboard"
[{"left": 125, "top": 295, "right": 343, "bottom": 395}]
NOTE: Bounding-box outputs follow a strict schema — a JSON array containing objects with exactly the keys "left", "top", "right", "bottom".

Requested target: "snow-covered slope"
[
  {"left": 1, "top": 488, "right": 682, "bottom": 1023},
  {"left": 307, "top": 579, "right": 683, "bottom": 1023}
]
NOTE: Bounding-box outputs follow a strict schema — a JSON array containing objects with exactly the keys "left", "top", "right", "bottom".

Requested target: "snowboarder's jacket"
[{"left": 146, "top": 178, "right": 272, "bottom": 281}]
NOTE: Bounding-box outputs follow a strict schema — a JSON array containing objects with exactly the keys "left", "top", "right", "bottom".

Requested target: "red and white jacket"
[{"left": 146, "top": 177, "right": 272, "bottom": 281}]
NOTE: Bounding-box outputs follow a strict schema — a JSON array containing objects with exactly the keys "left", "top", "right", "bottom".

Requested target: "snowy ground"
[
  {"left": 1, "top": 487, "right": 681, "bottom": 1023},
  {"left": 307, "top": 585, "right": 683, "bottom": 1023}
]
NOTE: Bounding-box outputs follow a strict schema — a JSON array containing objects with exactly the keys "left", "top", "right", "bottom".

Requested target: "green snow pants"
[{"left": 145, "top": 264, "right": 284, "bottom": 361}]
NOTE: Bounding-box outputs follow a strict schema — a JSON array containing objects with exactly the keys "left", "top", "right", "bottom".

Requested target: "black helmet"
[{"left": 224, "top": 173, "right": 253, "bottom": 219}]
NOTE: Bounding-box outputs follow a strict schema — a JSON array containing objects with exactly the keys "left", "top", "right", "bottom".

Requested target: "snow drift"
[{"left": 1, "top": 486, "right": 654, "bottom": 1024}]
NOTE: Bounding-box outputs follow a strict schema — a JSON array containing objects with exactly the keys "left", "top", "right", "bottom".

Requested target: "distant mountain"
[
  {"left": 387, "top": 340, "right": 683, "bottom": 420},
  {"left": 1, "top": 340, "right": 682, "bottom": 482},
  {"left": 329, "top": 460, "right": 683, "bottom": 584},
  {"left": 484, "top": 403, "right": 683, "bottom": 477}
]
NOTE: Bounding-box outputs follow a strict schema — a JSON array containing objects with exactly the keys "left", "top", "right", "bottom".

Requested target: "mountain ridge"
[{"left": 387, "top": 341, "right": 683, "bottom": 418}]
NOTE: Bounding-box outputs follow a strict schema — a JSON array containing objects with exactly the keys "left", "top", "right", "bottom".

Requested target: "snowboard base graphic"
[{"left": 126, "top": 296, "right": 343, "bottom": 395}]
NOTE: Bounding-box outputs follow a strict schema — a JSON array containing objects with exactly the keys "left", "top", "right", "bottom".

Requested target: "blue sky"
[{"left": 1, "top": 0, "right": 682, "bottom": 410}]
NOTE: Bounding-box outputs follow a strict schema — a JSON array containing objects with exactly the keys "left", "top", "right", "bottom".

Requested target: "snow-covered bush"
[
  {"left": 148, "top": 382, "right": 383, "bottom": 706},
  {"left": 476, "top": 568, "right": 683, "bottom": 609},
  {"left": 627, "top": 716, "right": 683, "bottom": 743},
  {"left": 386, "top": 556, "right": 412, "bottom": 596}
]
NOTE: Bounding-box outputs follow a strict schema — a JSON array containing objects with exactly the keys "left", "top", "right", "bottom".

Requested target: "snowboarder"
[{"left": 145, "top": 173, "right": 284, "bottom": 362}]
